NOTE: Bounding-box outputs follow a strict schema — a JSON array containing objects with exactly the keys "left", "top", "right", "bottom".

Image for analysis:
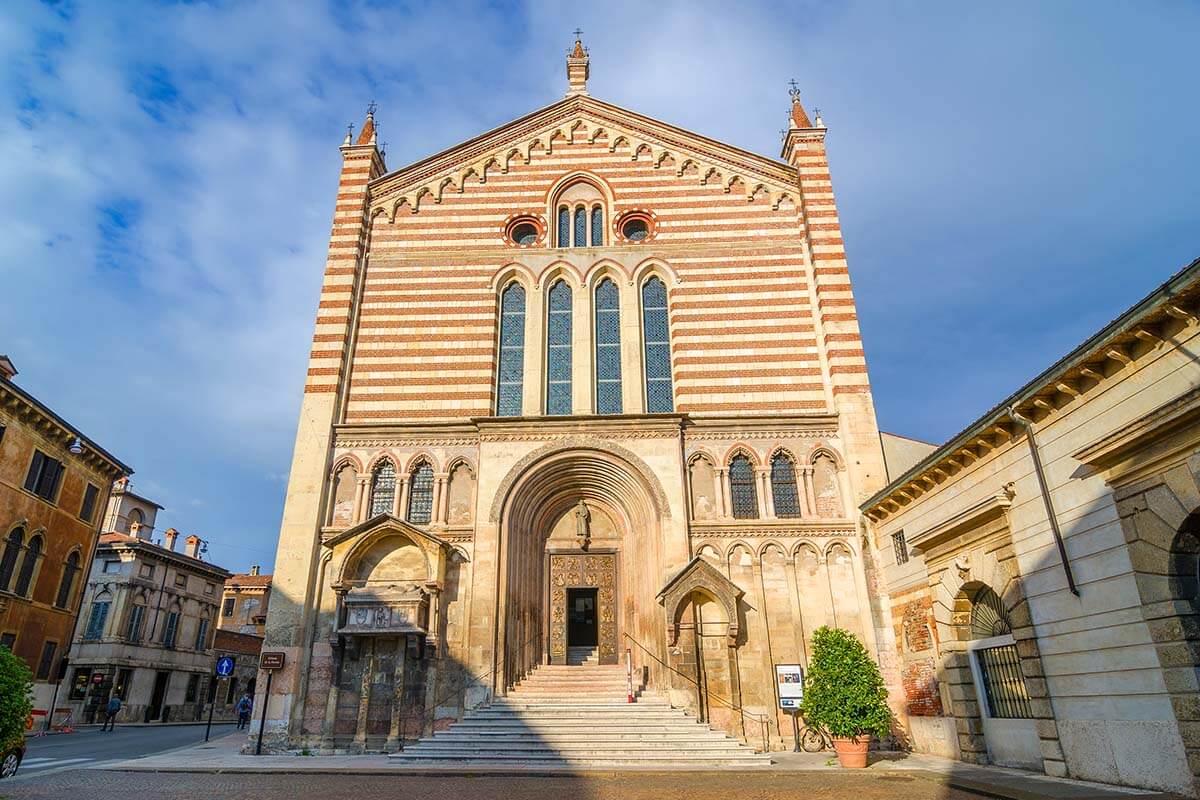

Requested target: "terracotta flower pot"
[{"left": 832, "top": 735, "right": 870, "bottom": 768}]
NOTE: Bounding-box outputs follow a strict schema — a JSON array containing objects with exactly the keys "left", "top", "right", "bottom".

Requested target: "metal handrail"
[{"left": 622, "top": 631, "right": 771, "bottom": 753}]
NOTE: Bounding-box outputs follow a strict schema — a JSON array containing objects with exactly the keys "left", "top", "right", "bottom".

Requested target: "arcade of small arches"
[
  {"left": 326, "top": 454, "right": 477, "bottom": 530},
  {"left": 687, "top": 446, "right": 848, "bottom": 522}
]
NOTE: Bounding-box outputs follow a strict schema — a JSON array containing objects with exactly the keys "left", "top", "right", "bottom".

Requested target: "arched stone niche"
[
  {"left": 446, "top": 463, "right": 475, "bottom": 525},
  {"left": 657, "top": 556, "right": 743, "bottom": 646},
  {"left": 689, "top": 456, "right": 718, "bottom": 520},
  {"left": 812, "top": 451, "right": 843, "bottom": 518},
  {"left": 330, "top": 463, "right": 357, "bottom": 527}
]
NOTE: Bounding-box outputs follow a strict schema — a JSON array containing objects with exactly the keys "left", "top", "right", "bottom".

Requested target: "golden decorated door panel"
[{"left": 548, "top": 552, "right": 617, "bottom": 665}]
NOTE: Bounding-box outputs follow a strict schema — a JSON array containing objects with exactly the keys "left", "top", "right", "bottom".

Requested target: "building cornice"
[
  {"left": 907, "top": 488, "right": 1015, "bottom": 556},
  {"left": 0, "top": 379, "right": 131, "bottom": 478},
  {"left": 1072, "top": 385, "right": 1200, "bottom": 484},
  {"left": 863, "top": 256, "right": 1200, "bottom": 521}
]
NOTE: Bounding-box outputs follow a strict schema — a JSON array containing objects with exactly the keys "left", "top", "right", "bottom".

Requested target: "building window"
[
  {"left": 24, "top": 450, "right": 65, "bottom": 503},
  {"left": 407, "top": 462, "right": 434, "bottom": 524},
  {"left": 0, "top": 527, "right": 24, "bottom": 592},
  {"left": 496, "top": 282, "right": 526, "bottom": 416},
  {"left": 194, "top": 617, "right": 210, "bottom": 650},
  {"left": 222, "top": 597, "right": 235, "bottom": 617},
  {"left": 102, "top": 560, "right": 121, "bottom": 574},
  {"left": 557, "top": 206, "right": 569, "bottom": 247},
  {"left": 0, "top": 632, "right": 15, "bottom": 651},
  {"left": 616, "top": 211, "right": 654, "bottom": 243},
  {"left": 594, "top": 278, "right": 623, "bottom": 414},
  {"left": 114, "top": 668, "right": 132, "bottom": 700},
  {"left": 127, "top": 603, "right": 146, "bottom": 642},
  {"left": 185, "top": 674, "right": 200, "bottom": 703},
  {"left": 55, "top": 551, "right": 81, "bottom": 609},
  {"left": 70, "top": 668, "right": 90, "bottom": 699},
  {"left": 204, "top": 583, "right": 214, "bottom": 595},
  {"left": 590, "top": 206, "right": 603, "bottom": 246},
  {"left": 174, "top": 573, "right": 188, "bottom": 589},
  {"left": 80, "top": 484, "right": 100, "bottom": 523},
  {"left": 226, "top": 677, "right": 239, "bottom": 705},
  {"left": 893, "top": 531, "right": 909, "bottom": 565},
  {"left": 729, "top": 455, "right": 758, "bottom": 519},
  {"left": 162, "top": 610, "right": 180, "bottom": 648},
  {"left": 546, "top": 280, "right": 573, "bottom": 415},
  {"left": 139, "top": 563, "right": 154, "bottom": 579},
  {"left": 369, "top": 460, "right": 397, "bottom": 517},
  {"left": 84, "top": 600, "right": 110, "bottom": 640},
  {"left": 641, "top": 277, "right": 674, "bottom": 413},
  {"left": 505, "top": 216, "right": 542, "bottom": 247},
  {"left": 573, "top": 206, "right": 586, "bottom": 247},
  {"left": 13, "top": 534, "right": 42, "bottom": 597},
  {"left": 35, "top": 641, "right": 56, "bottom": 681},
  {"left": 0, "top": 424, "right": 5, "bottom": 444},
  {"left": 770, "top": 452, "right": 802, "bottom": 519}
]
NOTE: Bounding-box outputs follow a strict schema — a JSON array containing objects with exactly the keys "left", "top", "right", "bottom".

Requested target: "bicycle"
[{"left": 799, "top": 720, "right": 831, "bottom": 752}]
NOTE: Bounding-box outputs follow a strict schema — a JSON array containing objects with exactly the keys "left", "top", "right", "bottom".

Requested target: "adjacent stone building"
[
  {"left": 60, "top": 488, "right": 231, "bottom": 724},
  {"left": 219, "top": 566, "right": 272, "bottom": 637},
  {"left": 0, "top": 356, "right": 130, "bottom": 726},
  {"left": 864, "top": 258, "right": 1200, "bottom": 796},
  {"left": 259, "top": 39, "right": 890, "bottom": 753}
]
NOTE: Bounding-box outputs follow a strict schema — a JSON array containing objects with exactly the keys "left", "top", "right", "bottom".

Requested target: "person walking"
[
  {"left": 235, "top": 693, "right": 252, "bottom": 730},
  {"left": 100, "top": 695, "right": 122, "bottom": 732}
]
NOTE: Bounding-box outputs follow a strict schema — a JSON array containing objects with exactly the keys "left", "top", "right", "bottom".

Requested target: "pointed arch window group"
[
  {"left": 493, "top": 275, "right": 674, "bottom": 417},
  {"left": 558, "top": 204, "right": 604, "bottom": 247},
  {"left": 367, "top": 459, "right": 438, "bottom": 525},
  {"left": 690, "top": 449, "right": 842, "bottom": 521}
]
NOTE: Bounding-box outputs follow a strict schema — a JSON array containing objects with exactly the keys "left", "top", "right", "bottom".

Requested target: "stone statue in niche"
[
  {"left": 813, "top": 453, "right": 843, "bottom": 518},
  {"left": 574, "top": 499, "right": 591, "bottom": 550}
]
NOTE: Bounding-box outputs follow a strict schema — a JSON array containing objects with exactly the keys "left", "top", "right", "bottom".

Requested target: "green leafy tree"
[
  {"left": 799, "top": 626, "right": 892, "bottom": 740},
  {"left": 0, "top": 645, "right": 33, "bottom": 745}
]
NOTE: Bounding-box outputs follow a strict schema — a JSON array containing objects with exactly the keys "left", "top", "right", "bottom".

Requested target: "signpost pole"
[
  {"left": 205, "top": 690, "right": 216, "bottom": 742},
  {"left": 255, "top": 671, "right": 273, "bottom": 756},
  {"left": 791, "top": 710, "right": 801, "bottom": 752}
]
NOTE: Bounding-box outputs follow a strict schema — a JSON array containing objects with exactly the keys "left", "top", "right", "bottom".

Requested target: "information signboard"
[{"left": 775, "top": 664, "right": 804, "bottom": 709}]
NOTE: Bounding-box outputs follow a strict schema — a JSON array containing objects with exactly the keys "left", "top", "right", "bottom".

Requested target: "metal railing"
[{"left": 622, "top": 631, "right": 771, "bottom": 753}]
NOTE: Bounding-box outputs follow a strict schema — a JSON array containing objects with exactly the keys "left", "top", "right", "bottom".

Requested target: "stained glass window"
[
  {"left": 497, "top": 283, "right": 526, "bottom": 416},
  {"left": 369, "top": 460, "right": 396, "bottom": 517},
  {"left": 590, "top": 206, "right": 603, "bottom": 246},
  {"left": 574, "top": 206, "right": 586, "bottom": 247},
  {"left": 546, "top": 280, "right": 573, "bottom": 415},
  {"left": 558, "top": 206, "right": 570, "bottom": 247},
  {"left": 407, "top": 462, "right": 434, "bottom": 524},
  {"left": 595, "top": 278, "right": 623, "bottom": 414},
  {"left": 770, "top": 452, "right": 801, "bottom": 518},
  {"left": 729, "top": 455, "right": 758, "bottom": 519},
  {"left": 641, "top": 277, "right": 673, "bottom": 413}
]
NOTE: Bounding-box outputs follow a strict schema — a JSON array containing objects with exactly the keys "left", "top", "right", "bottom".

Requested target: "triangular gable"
[
  {"left": 370, "top": 95, "right": 799, "bottom": 219},
  {"left": 657, "top": 556, "right": 743, "bottom": 645},
  {"left": 322, "top": 513, "right": 460, "bottom": 557}
]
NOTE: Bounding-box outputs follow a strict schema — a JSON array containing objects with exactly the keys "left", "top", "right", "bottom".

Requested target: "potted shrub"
[
  {"left": 0, "top": 645, "right": 32, "bottom": 778},
  {"left": 799, "top": 626, "right": 892, "bottom": 768}
]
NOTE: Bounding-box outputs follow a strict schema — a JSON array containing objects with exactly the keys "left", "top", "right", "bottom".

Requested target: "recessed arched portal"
[{"left": 493, "top": 444, "right": 669, "bottom": 690}]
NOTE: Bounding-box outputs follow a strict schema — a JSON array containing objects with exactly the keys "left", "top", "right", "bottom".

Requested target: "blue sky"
[{"left": 2, "top": 1, "right": 1197, "bottom": 573}]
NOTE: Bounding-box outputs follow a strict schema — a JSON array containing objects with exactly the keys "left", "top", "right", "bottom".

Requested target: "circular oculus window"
[
  {"left": 621, "top": 217, "right": 649, "bottom": 241},
  {"left": 511, "top": 222, "right": 539, "bottom": 246}
]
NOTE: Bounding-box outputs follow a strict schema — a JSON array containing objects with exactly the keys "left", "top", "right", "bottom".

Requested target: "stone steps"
[{"left": 390, "top": 661, "right": 771, "bottom": 768}]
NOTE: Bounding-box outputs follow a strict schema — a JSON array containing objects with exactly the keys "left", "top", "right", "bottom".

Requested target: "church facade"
[{"left": 258, "top": 40, "right": 892, "bottom": 753}]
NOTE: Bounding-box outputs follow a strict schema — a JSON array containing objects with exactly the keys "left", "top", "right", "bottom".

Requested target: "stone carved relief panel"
[{"left": 548, "top": 552, "right": 617, "bottom": 665}]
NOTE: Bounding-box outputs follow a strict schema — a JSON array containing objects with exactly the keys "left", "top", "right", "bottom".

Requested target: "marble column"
[
  {"left": 396, "top": 477, "right": 410, "bottom": 519},
  {"left": 758, "top": 468, "right": 774, "bottom": 518},
  {"left": 717, "top": 469, "right": 730, "bottom": 518}
]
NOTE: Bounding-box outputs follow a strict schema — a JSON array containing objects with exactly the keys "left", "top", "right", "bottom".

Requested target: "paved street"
[
  {"left": 1, "top": 770, "right": 981, "bottom": 800},
  {"left": 8, "top": 724, "right": 239, "bottom": 780}
]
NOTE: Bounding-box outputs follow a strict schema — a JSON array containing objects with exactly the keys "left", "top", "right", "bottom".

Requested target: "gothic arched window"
[
  {"left": 594, "top": 278, "right": 623, "bottom": 414},
  {"left": 770, "top": 452, "right": 801, "bottom": 519},
  {"left": 573, "top": 206, "right": 586, "bottom": 247},
  {"left": 13, "top": 533, "right": 42, "bottom": 597},
  {"left": 407, "top": 462, "right": 435, "bottom": 524},
  {"left": 369, "top": 460, "right": 397, "bottom": 517},
  {"left": 0, "top": 527, "right": 24, "bottom": 592},
  {"left": 729, "top": 455, "right": 758, "bottom": 519},
  {"left": 641, "top": 277, "right": 674, "bottom": 413},
  {"left": 546, "top": 280, "right": 573, "bottom": 415},
  {"left": 590, "top": 206, "right": 603, "bottom": 246},
  {"left": 56, "top": 551, "right": 81, "bottom": 609},
  {"left": 557, "top": 206, "right": 570, "bottom": 247},
  {"left": 496, "top": 282, "right": 526, "bottom": 416}
]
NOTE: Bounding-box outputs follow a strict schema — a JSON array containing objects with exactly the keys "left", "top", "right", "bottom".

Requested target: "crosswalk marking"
[{"left": 21, "top": 757, "right": 94, "bottom": 769}]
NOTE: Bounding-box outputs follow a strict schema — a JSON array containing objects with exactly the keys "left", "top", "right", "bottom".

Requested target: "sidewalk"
[{"left": 100, "top": 732, "right": 1179, "bottom": 800}]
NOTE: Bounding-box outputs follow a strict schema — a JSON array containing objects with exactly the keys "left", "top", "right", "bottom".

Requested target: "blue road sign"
[{"left": 215, "top": 656, "right": 235, "bottom": 677}]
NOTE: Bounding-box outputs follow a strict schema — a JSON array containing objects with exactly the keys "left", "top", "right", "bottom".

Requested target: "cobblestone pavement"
[{"left": 1, "top": 768, "right": 981, "bottom": 799}]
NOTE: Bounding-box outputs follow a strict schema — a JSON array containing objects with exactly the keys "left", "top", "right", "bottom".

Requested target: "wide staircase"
[{"left": 390, "top": 647, "right": 771, "bottom": 768}]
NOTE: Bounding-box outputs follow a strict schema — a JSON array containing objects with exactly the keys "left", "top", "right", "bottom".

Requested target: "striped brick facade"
[{"left": 259, "top": 43, "right": 891, "bottom": 755}]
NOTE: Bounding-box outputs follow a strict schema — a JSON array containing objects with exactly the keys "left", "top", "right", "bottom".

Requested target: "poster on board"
[{"left": 775, "top": 664, "right": 804, "bottom": 709}]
